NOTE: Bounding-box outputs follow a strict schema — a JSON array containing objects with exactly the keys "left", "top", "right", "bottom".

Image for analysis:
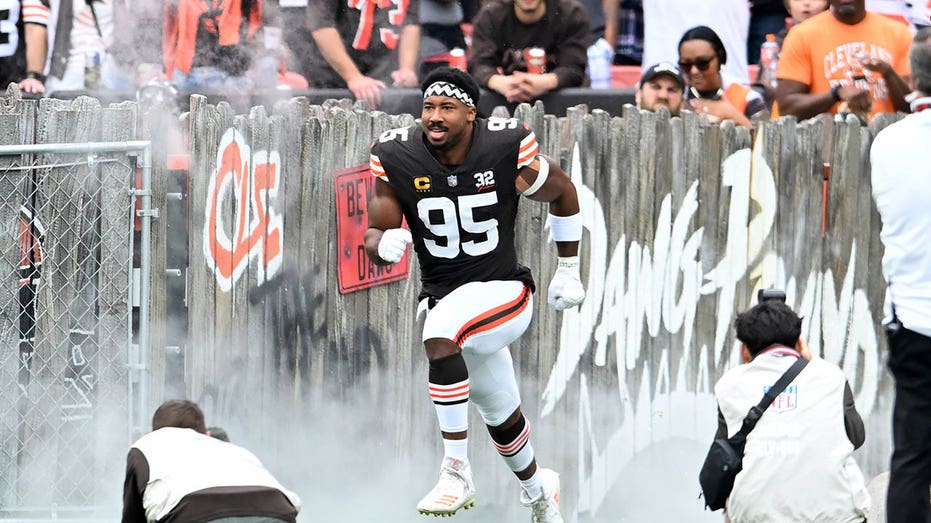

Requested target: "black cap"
[{"left": 639, "top": 62, "right": 685, "bottom": 90}]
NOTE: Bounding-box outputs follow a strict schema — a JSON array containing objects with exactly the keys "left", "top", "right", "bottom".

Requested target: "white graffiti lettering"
[{"left": 542, "top": 139, "right": 880, "bottom": 516}]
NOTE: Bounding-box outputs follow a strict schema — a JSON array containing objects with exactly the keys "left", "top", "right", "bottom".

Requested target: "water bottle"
[
  {"left": 587, "top": 37, "right": 613, "bottom": 89},
  {"left": 84, "top": 51, "right": 102, "bottom": 90},
  {"left": 759, "top": 34, "right": 779, "bottom": 89}
]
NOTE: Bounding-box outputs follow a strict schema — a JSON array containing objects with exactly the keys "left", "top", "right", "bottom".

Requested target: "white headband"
[{"left": 424, "top": 81, "right": 475, "bottom": 107}]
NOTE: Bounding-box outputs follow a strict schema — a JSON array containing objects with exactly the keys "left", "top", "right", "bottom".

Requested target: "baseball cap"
[{"left": 639, "top": 62, "right": 685, "bottom": 89}]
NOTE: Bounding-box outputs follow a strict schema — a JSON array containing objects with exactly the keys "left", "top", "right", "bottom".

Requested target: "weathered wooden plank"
[
  {"left": 264, "top": 99, "right": 304, "bottom": 452},
  {"left": 784, "top": 118, "right": 824, "bottom": 355},
  {"left": 824, "top": 115, "right": 861, "bottom": 368},
  {"left": 301, "top": 110, "right": 334, "bottom": 403},
  {"left": 186, "top": 95, "right": 210, "bottom": 401},
  {"left": 92, "top": 103, "right": 136, "bottom": 501},
  {"left": 186, "top": 96, "right": 220, "bottom": 401},
  {"left": 241, "top": 105, "right": 271, "bottom": 425},
  {"left": 725, "top": 121, "right": 754, "bottom": 369},
  {"left": 694, "top": 114, "right": 724, "bottom": 372}
]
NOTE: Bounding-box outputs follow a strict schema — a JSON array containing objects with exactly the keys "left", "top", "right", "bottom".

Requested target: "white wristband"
[
  {"left": 522, "top": 155, "right": 549, "bottom": 197},
  {"left": 549, "top": 212, "right": 582, "bottom": 242}
]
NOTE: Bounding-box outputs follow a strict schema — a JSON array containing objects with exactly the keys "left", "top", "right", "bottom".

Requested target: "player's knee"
[
  {"left": 428, "top": 350, "right": 468, "bottom": 384},
  {"left": 425, "top": 337, "right": 461, "bottom": 361}
]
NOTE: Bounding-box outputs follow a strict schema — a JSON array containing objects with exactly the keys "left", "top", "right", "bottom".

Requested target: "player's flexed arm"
[
  {"left": 517, "top": 154, "right": 585, "bottom": 310},
  {"left": 364, "top": 179, "right": 411, "bottom": 265}
]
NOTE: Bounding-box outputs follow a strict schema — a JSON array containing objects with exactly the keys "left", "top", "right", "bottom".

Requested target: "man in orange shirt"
[{"left": 776, "top": 0, "right": 912, "bottom": 120}]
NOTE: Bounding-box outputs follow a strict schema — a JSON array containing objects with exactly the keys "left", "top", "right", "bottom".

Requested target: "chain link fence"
[{"left": 0, "top": 142, "right": 151, "bottom": 520}]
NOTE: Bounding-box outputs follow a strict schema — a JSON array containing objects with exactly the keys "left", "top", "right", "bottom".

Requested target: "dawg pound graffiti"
[
  {"left": 204, "top": 128, "right": 284, "bottom": 292},
  {"left": 541, "top": 141, "right": 880, "bottom": 517}
]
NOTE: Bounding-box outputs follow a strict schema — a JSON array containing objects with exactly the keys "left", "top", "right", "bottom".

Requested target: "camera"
[{"left": 757, "top": 288, "right": 786, "bottom": 304}]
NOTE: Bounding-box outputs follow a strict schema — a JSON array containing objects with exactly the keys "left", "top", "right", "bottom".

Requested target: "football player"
[{"left": 365, "top": 66, "right": 584, "bottom": 522}]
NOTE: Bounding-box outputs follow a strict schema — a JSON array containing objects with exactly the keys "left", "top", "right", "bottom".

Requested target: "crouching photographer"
[{"left": 703, "top": 291, "right": 870, "bottom": 522}]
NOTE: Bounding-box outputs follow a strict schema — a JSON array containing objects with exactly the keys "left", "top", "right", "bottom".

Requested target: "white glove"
[
  {"left": 547, "top": 256, "right": 585, "bottom": 310},
  {"left": 377, "top": 228, "right": 412, "bottom": 263}
]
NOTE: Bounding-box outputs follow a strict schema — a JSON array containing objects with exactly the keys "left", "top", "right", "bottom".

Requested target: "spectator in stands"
[
  {"left": 470, "top": 0, "right": 590, "bottom": 103},
  {"left": 748, "top": 0, "right": 790, "bottom": 64},
  {"left": 635, "top": 62, "right": 684, "bottom": 116},
  {"left": 1, "top": 1, "right": 29, "bottom": 90},
  {"left": 19, "top": 0, "right": 137, "bottom": 94},
  {"left": 610, "top": 0, "right": 644, "bottom": 65},
  {"left": 122, "top": 399, "right": 301, "bottom": 523},
  {"left": 163, "top": 0, "right": 283, "bottom": 92},
  {"left": 678, "top": 25, "right": 767, "bottom": 128},
  {"left": 787, "top": 0, "right": 830, "bottom": 27},
  {"left": 419, "top": 0, "right": 468, "bottom": 78},
  {"left": 765, "top": 0, "right": 830, "bottom": 50},
  {"left": 305, "top": 0, "right": 420, "bottom": 109},
  {"left": 776, "top": 0, "right": 912, "bottom": 121},
  {"left": 642, "top": 0, "right": 751, "bottom": 86},
  {"left": 757, "top": 0, "right": 829, "bottom": 112}
]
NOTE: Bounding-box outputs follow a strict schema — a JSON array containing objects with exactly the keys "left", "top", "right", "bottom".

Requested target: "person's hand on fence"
[
  {"left": 348, "top": 75, "right": 385, "bottom": 108},
  {"left": 391, "top": 68, "right": 419, "bottom": 88},
  {"left": 547, "top": 257, "right": 585, "bottom": 311},
  {"left": 19, "top": 77, "right": 45, "bottom": 95},
  {"left": 377, "top": 227, "right": 412, "bottom": 264}
]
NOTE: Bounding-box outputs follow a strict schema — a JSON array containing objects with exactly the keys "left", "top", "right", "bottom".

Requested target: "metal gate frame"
[{"left": 0, "top": 141, "right": 152, "bottom": 521}]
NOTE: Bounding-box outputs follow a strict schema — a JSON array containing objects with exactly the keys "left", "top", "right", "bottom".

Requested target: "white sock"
[
  {"left": 444, "top": 437, "right": 469, "bottom": 461},
  {"left": 519, "top": 471, "right": 542, "bottom": 501}
]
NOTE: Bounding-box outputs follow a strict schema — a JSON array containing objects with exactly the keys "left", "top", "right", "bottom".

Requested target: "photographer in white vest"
[{"left": 713, "top": 297, "right": 870, "bottom": 522}]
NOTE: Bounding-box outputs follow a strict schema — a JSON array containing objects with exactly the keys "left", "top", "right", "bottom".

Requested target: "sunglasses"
[{"left": 678, "top": 56, "right": 716, "bottom": 72}]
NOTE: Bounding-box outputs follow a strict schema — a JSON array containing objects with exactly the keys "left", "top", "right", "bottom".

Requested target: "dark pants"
[{"left": 887, "top": 326, "right": 931, "bottom": 523}]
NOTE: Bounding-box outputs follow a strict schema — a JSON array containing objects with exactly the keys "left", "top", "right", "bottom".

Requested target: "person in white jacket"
[
  {"left": 121, "top": 399, "right": 301, "bottom": 523},
  {"left": 713, "top": 299, "right": 870, "bottom": 523}
]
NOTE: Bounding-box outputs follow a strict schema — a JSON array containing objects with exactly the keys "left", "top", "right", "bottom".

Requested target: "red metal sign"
[{"left": 334, "top": 164, "right": 410, "bottom": 294}]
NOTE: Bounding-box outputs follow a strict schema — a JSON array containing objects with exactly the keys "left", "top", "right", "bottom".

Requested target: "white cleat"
[
  {"left": 520, "top": 468, "right": 564, "bottom": 523},
  {"left": 417, "top": 457, "right": 476, "bottom": 517}
]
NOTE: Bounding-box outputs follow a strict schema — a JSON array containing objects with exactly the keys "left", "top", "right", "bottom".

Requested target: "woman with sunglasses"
[{"left": 678, "top": 25, "right": 768, "bottom": 128}]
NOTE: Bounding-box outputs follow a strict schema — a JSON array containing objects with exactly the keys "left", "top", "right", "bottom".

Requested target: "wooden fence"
[
  {"left": 0, "top": 86, "right": 900, "bottom": 520},
  {"left": 180, "top": 97, "right": 898, "bottom": 520}
]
